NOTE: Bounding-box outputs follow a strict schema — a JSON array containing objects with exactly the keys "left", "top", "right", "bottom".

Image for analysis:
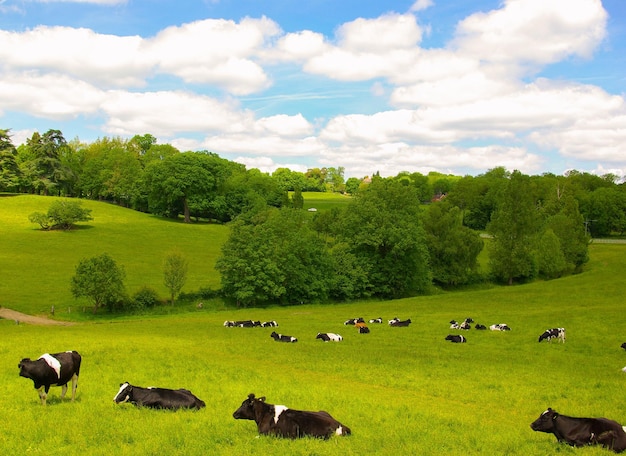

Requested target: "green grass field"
[{"left": 1, "top": 194, "right": 625, "bottom": 455}]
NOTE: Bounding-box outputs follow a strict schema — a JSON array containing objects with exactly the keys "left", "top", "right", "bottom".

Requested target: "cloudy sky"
[{"left": 0, "top": 0, "right": 624, "bottom": 179}]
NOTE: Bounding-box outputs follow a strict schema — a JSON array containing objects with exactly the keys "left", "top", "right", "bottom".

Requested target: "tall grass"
[{"left": 1, "top": 242, "right": 624, "bottom": 455}]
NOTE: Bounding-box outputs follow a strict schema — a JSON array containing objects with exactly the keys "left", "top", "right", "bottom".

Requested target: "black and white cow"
[
  {"left": 620, "top": 342, "right": 626, "bottom": 351},
  {"left": 344, "top": 318, "right": 365, "bottom": 325},
  {"left": 358, "top": 326, "right": 370, "bottom": 333},
  {"left": 445, "top": 334, "right": 466, "bottom": 343},
  {"left": 475, "top": 324, "right": 487, "bottom": 330},
  {"left": 113, "top": 382, "right": 205, "bottom": 410},
  {"left": 389, "top": 318, "right": 411, "bottom": 327},
  {"left": 18, "top": 351, "right": 82, "bottom": 405},
  {"left": 261, "top": 321, "right": 278, "bottom": 327},
  {"left": 490, "top": 323, "right": 511, "bottom": 331},
  {"left": 531, "top": 408, "right": 626, "bottom": 452},
  {"left": 233, "top": 393, "right": 351, "bottom": 439},
  {"left": 270, "top": 331, "right": 297, "bottom": 343},
  {"left": 316, "top": 333, "right": 343, "bottom": 342},
  {"left": 538, "top": 328, "right": 566, "bottom": 343},
  {"left": 369, "top": 317, "right": 383, "bottom": 324}
]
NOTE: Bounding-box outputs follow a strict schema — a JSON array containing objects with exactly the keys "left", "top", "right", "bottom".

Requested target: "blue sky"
[{"left": 0, "top": 0, "right": 624, "bottom": 179}]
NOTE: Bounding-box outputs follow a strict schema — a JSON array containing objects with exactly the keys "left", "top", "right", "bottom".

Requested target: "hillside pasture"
[{"left": 1, "top": 244, "right": 625, "bottom": 455}]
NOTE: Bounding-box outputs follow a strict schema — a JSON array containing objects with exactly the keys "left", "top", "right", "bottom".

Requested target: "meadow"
[{"left": 1, "top": 194, "right": 625, "bottom": 455}]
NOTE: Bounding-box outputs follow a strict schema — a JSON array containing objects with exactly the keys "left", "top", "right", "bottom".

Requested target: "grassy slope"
[{"left": 1, "top": 194, "right": 625, "bottom": 455}]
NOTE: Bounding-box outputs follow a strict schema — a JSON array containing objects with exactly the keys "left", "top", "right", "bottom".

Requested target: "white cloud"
[{"left": 409, "top": 0, "right": 433, "bottom": 13}]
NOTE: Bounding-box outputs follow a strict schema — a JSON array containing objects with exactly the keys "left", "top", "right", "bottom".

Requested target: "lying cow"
[
  {"left": 316, "top": 333, "right": 343, "bottom": 342},
  {"left": 233, "top": 393, "right": 351, "bottom": 439},
  {"left": 271, "top": 331, "right": 297, "bottom": 343},
  {"left": 445, "top": 334, "right": 466, "bottom": 343},
  {"left": 113, "top": 382, "right": 205, "bottom": 410},
  {"left": 261, "top": 321, "right": 278, "bottom": 327},
  {"left": 18, "top": 350, "right": 82, "bottom": 405},
  {"left": 389, "top": 318, "right": 411, "bottom": 327},
  {"left": 369, "top": 317, "right": 383, "bottom": 324},
  {"left": 490, "top": 323, "right": 511, "bottom": 331},
  {"left": 538, "top": 327, "right": 566, "bottom": 343},
  {"left": 475, "top": 324, "right": 487, "bottom": 330},
  {"left": 344, "top": 318, "right": 365, "bottom": 325},
  {"left": 531, "top": 408, "right": 626, "bottom": 452},
  {"left": 621, "top": 342, "right": 626, "bottom": 351}
]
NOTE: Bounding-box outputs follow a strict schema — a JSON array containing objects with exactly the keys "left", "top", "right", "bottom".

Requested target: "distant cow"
[
  {"left": 344, "top": 318, "right": 365, "bottom": 325},
  {"left": 490, "top": 323, "right": 511, "bottom": 331},
  {"left": 233, "top": 393, "right": 351, "bottom": 439},
  {"left": 475, "top": 324, "right": 487, "bottom": 330},
  {"left": 18, "top": 351, "right": 82, "bottom": 405},
  {"left": 261, "top": 321, "right": 278, "bottom": 327},
  {"left": 445, "top": 334, "right": 466, "bottom": 343},
  {"left": 531, "top": 408, "right": 626, "bottom": 452},
  {"left": 271, "top": 331, "right": 297, "bottom": 343},
  {"left": 538, "top": 328, "right": 566, "bottom": 343},
  {"left": 369, "top": 318, "right": 383, "bottom": 324},
  {"left": 389, "top": 318, "right": 411, "bottom": 327},
  {"left": 113, "top": 382, "right": 205, "bottom": 410},
  {"left": 358, "top": 326, "right": 370, "bottom": 334},
  {"left": 224, "top": 320, "right": 260, "bottom": 327},
  {"left": 316, "top": 333, "right": 343, "bottom": 342},
  {"left": 621, "top": 342, "right": 626, "bottom": 351}
]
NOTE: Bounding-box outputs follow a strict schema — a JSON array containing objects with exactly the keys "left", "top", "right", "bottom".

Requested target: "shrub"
[{"left": 133, "top": 286, "right": 161, "bottom": 308}]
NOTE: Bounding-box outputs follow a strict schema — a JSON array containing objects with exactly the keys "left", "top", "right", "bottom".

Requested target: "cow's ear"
[
  {"left": 259, "top": 396, "right": 266, "bottom": 402},
  {"left": 248, "top": 393, "right": 255, "bottom": 400}
]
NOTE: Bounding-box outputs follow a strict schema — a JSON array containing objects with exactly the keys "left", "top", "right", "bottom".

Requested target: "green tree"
[
  {"left": 536, "top": 229, "right": 567, "bottom": 279},
  {"left": 29, "top": 199, "right": 93, "bottom": 230},
  {"left": 0, "top": 129, "right": 21, "bottom": 191},
  {"left": 163, "top": 250, "right": 188, "bottom": 304},
  {"left": 338, "top": 177, "right": 431, "bottom": 298},
  {"left": 70, "top": 253, "right": 126, "bottom": 313},
  {"left": 488, "top": 171, "right": 542, "bottom": 285},
  {"left": 422, "top": 201, "right": 484, "bottom": 286},
  {"left": 24, "top": 129, "right": 70, "bottom": 195},
  {"left": 345, "top": 177, "right": 360, "bottom": 195}
]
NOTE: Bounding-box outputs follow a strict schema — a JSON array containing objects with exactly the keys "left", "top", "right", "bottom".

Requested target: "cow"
[
  {"left": 113, "top": 382, "right": 205, "bottom": 410},
  {"left": 18, "top": 350, "right": 82, "bottom": 405},
  {"left": 389, "top": 318, "right": 411, "bottom": 327},
  {"left": 530, "top": 408, "right": 626, "bottom": 453},
  {"left": 449, "top": 320, "right": 460, "bottom": 329},
  {"left": 358, "top": 326, "right": 370, "bottom": 334},
  {"left": 369, "top": 317, "right": 383, "bottom": 324},
  {"left": 316, "top": 333, "right": 343, "bottom": 342},
  {"left": 261, "top": 321, "right": 278, "bottom": 327},
  {"left": 445, "top": 334, "right": 466, "bottom": 343},
  {"left": 475, "top": 324, "right": 487, "bottom": 330},
  {"left": 344, "top": 318, "right": 365, "bottom": 325},
  {"left": 621, "top": 342, "right": 626, "bottom": 350},
  {"left": 490, "top": 323, "right": 511, "bottom": 331},
  {"left": 538, "top": 328, "right": 566, "bottom": 343},
  {"left": 233, "top": 393, "right": 351, "bottom": 439},
  {"left": 271, "top": 331, "right": 297, "bottom": 343}
]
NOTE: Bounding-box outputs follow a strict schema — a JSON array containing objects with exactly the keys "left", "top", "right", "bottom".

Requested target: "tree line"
[{"left": 2, "top": 127, "right": 626, "bottom": 308}]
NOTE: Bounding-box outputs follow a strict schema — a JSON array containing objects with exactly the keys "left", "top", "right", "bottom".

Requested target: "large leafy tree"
[
  {"left": 422, "top": 201, "right": 484, "bottom": 286},
  {"left": 338, "top": 176, "right": 431, "bottom": 298},
  {"left": 70, "top": 253, "right": 126, "bottom": 313},
  {"left": 23, "top": 129, "right": 70, "bottom": 195},
  {"left": 0, "top": 129, "right": 21, "bottom": 191},
  {"left": 488, "top": 170, "right": 542, "bottom": 285}
]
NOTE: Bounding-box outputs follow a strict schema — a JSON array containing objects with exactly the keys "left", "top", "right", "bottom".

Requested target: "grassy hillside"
[
  {"left": 0, "top": 194, "right": 229, "bottom": 316},
  {"left": 0, "top": 243, "right": 624, "bottom": 455}
]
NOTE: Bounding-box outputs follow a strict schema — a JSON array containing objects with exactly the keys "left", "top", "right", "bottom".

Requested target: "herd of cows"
[{"left": 14, "top": 317, "right": 626, "bottom": 451}]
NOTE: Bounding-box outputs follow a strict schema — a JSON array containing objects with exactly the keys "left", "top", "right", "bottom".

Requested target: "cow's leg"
[
  {"left": 38, "top": 386, "right": 48, "bottom": 405},
  {"left": 70, "top": 373, "right": 78, "bottom": 401},
  {"left": 60, "top": 383, "right": 68, "bottom": 399},
  {"left": 595, "top": 430, "right": 617, "bottom": 449}
]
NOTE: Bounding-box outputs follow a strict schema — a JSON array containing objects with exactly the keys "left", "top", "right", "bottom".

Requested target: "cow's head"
[
  {"left": 530, "top": 408, "right": 558, "bottom": 432},
  {"left": 17, "top": 358, "right": 33, "bottom": 377},
  {"left": 233, "top": 393, "right": 265, "bottom": 421},
  {"left": 113, "top": 382, "right": 133, "bottom": 403}
]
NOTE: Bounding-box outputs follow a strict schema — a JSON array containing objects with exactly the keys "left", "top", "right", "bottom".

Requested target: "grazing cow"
[
  {"left": 538, "top": 328, "right": 566, "bottom": 343},
  {"left": 369, "top": 317, "right": 383, "bottom": 324},
  {"left": 261, "top": 321, "right": 278, "bottom": 327},
  {"left": 389, "top": 318, "right": 411, "bottom": 327},
  {"left": 358, "top": 326, "right": 370, "bottom": 334},
  {"left": 18, "top": 351, "right": 82, "bottom": 405},
  {"left": 270, "top": 331, "right": 297, "bottom": 343},
  {"left": 344, "top": 318, "right": 365, "bottom": 325},
  {"left": 316, "top": 333, "right": 343, "bottom": 342},
  {"left": 445, "top": 334, "right": 466, "bottom": 343},
  {"left": 233, "top": 393, "right": 351, "bottom": 439},
  {"left": 490, "top": 323, "right": 511, "bottom": 331},
  {"left": 113, "top": 382, "right": 205, "bottom": 410},
  {"left": 531, "top": 408, "right": 626, "bottom": 452},
  {"left": 475, "top": 324, "right": 487, "bottom": 330}
]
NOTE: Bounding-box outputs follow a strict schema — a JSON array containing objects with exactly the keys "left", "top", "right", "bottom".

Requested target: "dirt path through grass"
[{"left": 0, "top": 307, "right": 74, "bottom": 326}]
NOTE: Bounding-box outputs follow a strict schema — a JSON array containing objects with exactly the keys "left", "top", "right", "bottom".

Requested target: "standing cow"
[
  {"left": 233, "top": 393, "right": 351, "bottom": 439},
  {"left": 18, "top": 351, "right": 82, "bottom": 405},
  {"left": 531, "top": 408, "right": 626, "bottom": 452},
  {"left": 538, "top": 328, "right": 566, "bottom": 343}
]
